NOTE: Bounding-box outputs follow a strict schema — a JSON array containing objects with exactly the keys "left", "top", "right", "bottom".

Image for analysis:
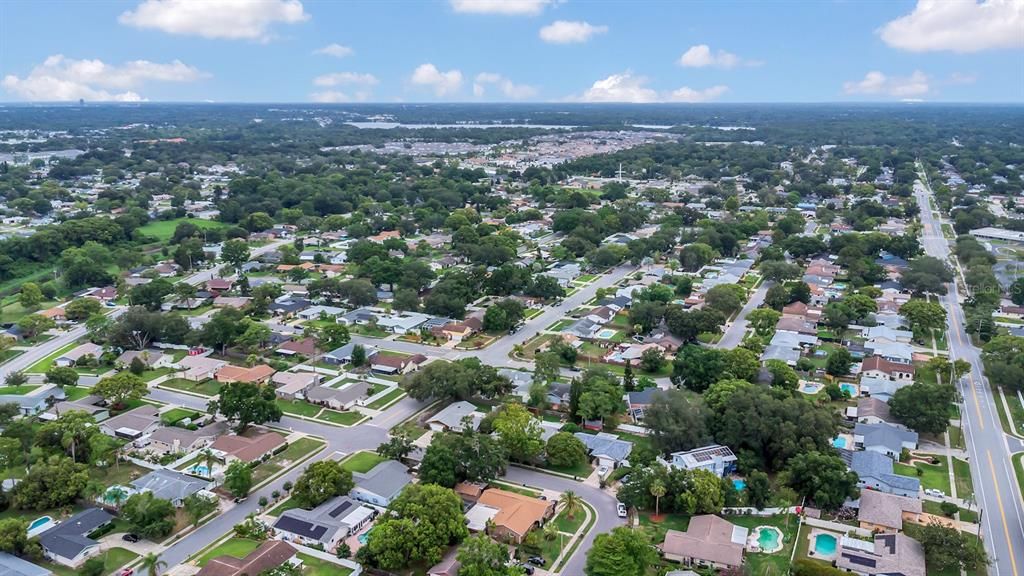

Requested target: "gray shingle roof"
[
  {"left": 352, "top": 460, "right": 411, "bottom": 502},
  {"left": 574, "top": 432, "right": 632, "bottom": 462},
  {"left": 0, "top": 552, "right": 51, "bottom": 576},
  {"left": 38, "top": 508, "right": 112, "bottom": 560},
  {"left": 130, "top": 469, "right": 207, "bottom": 502},
  {"left": 850, "top": 451, "right": 920, "bottom": 492}
]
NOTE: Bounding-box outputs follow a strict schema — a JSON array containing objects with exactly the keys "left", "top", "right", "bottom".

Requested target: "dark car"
[
  {"left": 519, "top": 564, "right": 535, "bottom": 575},
  {"left": 122, "top": 534, "right": 140, "bottom": 543},
  {"left": 528, "top": 556, "right": 545, "bottom": 567}
]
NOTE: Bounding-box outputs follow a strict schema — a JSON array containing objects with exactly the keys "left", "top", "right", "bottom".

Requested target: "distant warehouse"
[{"left": 969, "top": 227, "right": 1024, "bottom": 243}]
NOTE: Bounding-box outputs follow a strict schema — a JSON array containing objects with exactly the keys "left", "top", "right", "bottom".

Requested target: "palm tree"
[
  {"left": 140, "top": 553, "right": 167, "bottom": 576},
  {"left": 650, "top": 480, "right": 666, "bottom": 518},
  {"left": 202, "top": 449, "right": 216, "bottom": 478},
  {"left": 106, "top": 486, "right": 128, "bottom": 508},
  {"left": 560, "top": 491, "right": 582, "bottom": 520}
]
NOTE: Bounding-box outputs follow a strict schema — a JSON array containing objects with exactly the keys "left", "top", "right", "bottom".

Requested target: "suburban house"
[
  {"left": 659, "top": 514, "right": 747, "bottom": 570},
  {"left": 854, "top": 423, "right": 919, "bottom": 459},
  {"left": 146, "top": 421, "right": 228, "bottom": 456},
  {"left": 130, "top": 469, "right": 210, "bottom": 507},
  {"left": 214, "top": 364, "right": 276, "bottom": 384},
  {"left": 211, "top": 431, "right": 286, "bottom": 464},
  {"left": 196, "top": 540, "right": 299, "bottom": 576},
  {"left": 574, "top": 432, "right": 633, "bottom": 469},
  {"left": 305, "top": 381, "right": 369, "bottom": 411},
  {"left": 853, "top": 397, "right": 900, "bottom": 426},
  {"left": 38, "top": 508, "right": 112, "bottom": 566},
  {"left": 376, "top": 312, "right": 431, "bottom": 334},
  {"left": 427, "top": 401, "right": 481, "bottom": 433},
  {"left": 433, "top": 318, "right": 482, "bottom": 342},
  {"left": 661, "top": 445, "right": 737, "bottom": 478},
  {"left": 2, "top": 387, "right": 66, "bottom": 417},
  {"left": 0, "top": 552, "right": 52, "bottom": 576},
  {"left": 861, "top": 326, "right": 913, "bottom": 344},
  {"left": 625, "top": 388, "right": 665, "bottom": 422},
  {"left": 835, "top": 533, "right": 926, "bottom": 576},
  {"left": 858, "top": 375, "right": 911, "bottom": 402},
  {"left": 323, "top": 343, "right": 378, "bottom": 365},
  {"left": 272, "top": 371, "right": 322, "bottom": 400},
  {"left": 427, "top": 548, "right": 460, "bottom": 576},
  {"left": 53, "top": 342, "right": 102, "bottom": 368},
  {"left": 350, "top": 460, "right": 412, "bottom": 507},
  {"left": 856, "top": 490, "right": 922, "bottom": 532},
  {"left": 99, "top": 405, "right": 161, "bottom": 440},
  {"left": 116, "top": 349, "right": 170, "bottom": 369},
  {"left": 467, "top": 488, "right": 556, "bottom": 543},
  {"left": 370, "top": 353, "right": 426, "bottom": 375},
  {"left": 42, "top": 395, "right": 108, "bottom": 422},
  {"left": 861, "top": 356, "right": 915, "bottom": 381},
  {"left": 177, "top": 356, "right": 226, "bottom": 381},
  {"left": 849, "top": 451, "right": 920, "bottom": 497},
  {"left": 273, "top": 496, "right": 375, "bottom": 550},
  {"left": 275, "top": 337, "right": 317, "bottom": 357}
]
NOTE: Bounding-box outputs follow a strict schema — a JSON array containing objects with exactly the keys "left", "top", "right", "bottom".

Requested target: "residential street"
[
  {"left": 915, "top": 174, "right": 1024, "bottom": 576},
  {"left": 715, "top": 280, "right": 772, "bottom": 350}
]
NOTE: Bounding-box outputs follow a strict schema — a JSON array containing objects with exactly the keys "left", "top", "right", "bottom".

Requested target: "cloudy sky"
[{"left": 1, "top": 0, "right": 1021, "bottom": 103}]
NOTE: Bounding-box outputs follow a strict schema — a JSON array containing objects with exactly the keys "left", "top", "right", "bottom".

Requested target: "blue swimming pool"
[
  {"left": 732, "top": 479, "right": 746, "bottom": 491},
  {"left": 814, "top": 533, "right": 838, "bottom": 556},
  {"left": 832, "top": 437, "right": 847, "bottom": 449},
  {"left": 358, "top": 527, "right": 374, "bottom": 545},
  {"left": 840, "top": 383, "right": 858, "bottom": 396},
  {"left": 28, "top": 516, "right": 51, "bottom": 532},
  {"left": 188, "top": 464, "right": 210, "bottom": 476}
]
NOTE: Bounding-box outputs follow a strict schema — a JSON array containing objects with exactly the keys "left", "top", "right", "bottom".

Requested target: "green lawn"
[
  {"left": 161, "top": 407, "right": 201, "bottom": 425},
  {"left": 638, "top": 512, "right": 690, "bottom": 545},
  {"left": 365, "top": 387, "right": 405, "bottom": 410},
  {"left": 297, "top": 553, "right": 354, "bottom": 576},
  {"left": 546, "top": 319, "right": 574, "bottom": 332},
  {"left": 543, "top": 460, "right": 594, "bottom": 479},
  {"left": 729, "top": 514, "right": 800, "bottom": 576},
  {"left": 251, "top": 437, "right": 326, "bottom": 485},
  {"left": 342, "top": 451, "right": 385, "bottom": 473},
  {"left": 137, "top": 217, "right": 230, "bottom": 242},
  {"left": 948, "top": 425, "right": 965, "bottom": 450},
  {"left": 140, "top": 367, "right": 174, "bottom": 382},
  {"left": 0, "top": 385, "right": 38, "bottom": 395},
  {"left": 953, "top": 457, "right": 974, "bottom": 499},
  {"left": 160, "top": 378, "right": 222, "bottom": 396},
  {"left": 317, "top": 409, "right": 364, "bottom": 426},
  {"left": 45, "top": 547, "right": 138, "bottom": 576},
  {"left": 25, "top": 342, "right": 78, "bottom": 373},
  {"left": 196, "top": 538, "right": 262, "bottom": 566},
  {"left": 894, "top": 456, "right": 952, "bottom": 494},
  {"left": 266, "top": 496, "right": 302, "bottom": 517},
  {"left": 276, "top": 399, "right": 322, "bottom": 417},
  {"left": 553, "top": 508, "right": 586, "bottom": 534}
]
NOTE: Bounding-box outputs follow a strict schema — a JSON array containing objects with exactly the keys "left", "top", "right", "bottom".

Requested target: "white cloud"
[
  {"left": 879, "top": 0, "right": 1024, "bottom": 53},
  {"left": 948, "top": 72, "right": 978, "bottom": 85},
  {"left": 2, "top": 54, "right": 207, "bottom": 102},
  {"left": 310, "top": 90, "right": 372, "bottom": 103},
  {"left": 313, "top": 43, "right": 353, "bottom": 58},
  {"left": 450, "top": 0, "right": 551, "bottom": 15},
  {"left": 539, "top": 20, "right": 608, "bottom": 44},
  {"left": 119, "top": 0, "right": 309, "bottom": 41},
  {"left": 473, "top": 72, "right": 538, "bottom": 99},
  {"left": 571, "top": 71, "right": 728, "bottom": 103},
  {"left": 677, "top": 44, "right": 760, "bottom": 68},
  {"left": 843, "top": 70, "right": 930, "bottom": 98},
  {"left": 410, "top": 63, "right": 463, "bottom": 97},
  {"left": 312, "top": 72, "right": 378, "bottom": 87}
]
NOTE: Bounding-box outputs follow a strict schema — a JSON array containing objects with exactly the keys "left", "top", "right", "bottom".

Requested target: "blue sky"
[{"left": 1, "top": 0, "right": 1022, "bottom": 103}]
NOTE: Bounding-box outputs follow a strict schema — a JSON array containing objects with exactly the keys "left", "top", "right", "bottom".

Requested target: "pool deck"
[{"left": 806, "top": 527, "right": 842, "bottom": 561}]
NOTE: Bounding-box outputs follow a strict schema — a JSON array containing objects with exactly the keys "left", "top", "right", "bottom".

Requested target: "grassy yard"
[
  {"left": 922, "top": 500, "right": 979, "bottom": 524},
  {"left": 140, "top": 367, "right": 174, "bottom": 382},
  {"left": 160, "top": 378, "right": 222, "bottom": 397},
  {"left": 317, "top": 409, "right": 364, "bottom": 426},
  {"left": 546, "top": 319, "right": 574, "bottom": 332},
  {"left": 948, "top": 425, "right": 965, "bottom": 450},
  {"left": 638, "top": 512, "right": 690, "bottom": 545},
  {"left": 953, "top": 457, "right": 974, "bottom": 499},
  {"left": 365, "top": 387, "right": 405, "bottom": 410},
  {"left": 267, "top": 496, "right": 302, "bottom": 517},
  {"left": 275, "top": 399, "right": 322, "bottom": 417},
  {"left": 90, "top": 461, "right": 151, "bottom": 486},
  {"left": 297, "top": 553, "right": 354, "bottom": 576},
  {"left": 730, "top": 513, "right": 800, "bottom": 576},
  {"left": 552, "top": 508, "right": 586, "bottom": 534},
  {"left": 341, "top": 451, "right": 385, "bottom": 473},
  {"left": 391, "top": 422, "right": 428, "bottom": 441},
  {"left": 0, "top": 385, "right": 38, "bottom": 395},
  {"left": 196, "top": 538, "right": 262, "bottom": 566},
  {"left": 25, "top": 342, "right": 78, "bottom": 374},
  {"left": 161, "top": 407, "right": 201, "bottom": 425},
  {"left": 137, "top": 217, "right": 230, "bottom": 242},
  {"left": 543, "top": 460, "right": 594, "bottom": 479},
  {"left": 46, "top": 548, "right": 137, "bottom": 576},
  {"left": 251, "top": 437, "right": 326, "bottom": 485},
  {"left": 894, "top": 456, "right": 952, "bottom": 495}
]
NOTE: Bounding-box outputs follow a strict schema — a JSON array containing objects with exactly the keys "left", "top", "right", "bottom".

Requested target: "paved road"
[
  {"left": 715, "top": 280, "right": 772, "bottom": 350},
  {"left": 915, "top": 172, "right": 1024, "bottom": 576},
  {"left": 504, "top": 467, "right": 624, "bottom": 576}
]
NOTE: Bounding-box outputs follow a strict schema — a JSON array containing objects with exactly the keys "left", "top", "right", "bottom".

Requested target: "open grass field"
[
  {"left": 137, "top": 217, "right": 230, "bottom": 242},
  {"left": 196, "top": 538, "right": 261, "bottom": 566}
]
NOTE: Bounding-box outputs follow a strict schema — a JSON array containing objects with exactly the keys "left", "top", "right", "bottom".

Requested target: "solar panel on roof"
[
  {"left": 842, "top": 553, "right": 876, "bottom": 568},
  {"left": 329, "top": 500, "right": 353, "bottom": 518}
]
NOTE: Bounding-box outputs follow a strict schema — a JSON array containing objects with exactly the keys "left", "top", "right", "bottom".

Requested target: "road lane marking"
[
  {"left": 951, "top": 304, "right": 985, "bottom": 429},
  {"left": 989, "top": 450, "right": 1020, "bottom": 576}
]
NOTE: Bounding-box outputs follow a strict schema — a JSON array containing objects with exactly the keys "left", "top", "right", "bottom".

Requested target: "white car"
[
  {"left": 616, "top": 502, "right": 627, "bottom": 518},
  {"left": 597, "top": 465, "right": 610, "bottom": 478}
]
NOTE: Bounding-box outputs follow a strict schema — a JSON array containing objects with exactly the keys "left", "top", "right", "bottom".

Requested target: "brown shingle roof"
[
  {"left": 660, "top": 515, "right": 745, "bottom": 568},
  {"left": 197, "top": 540, "right": 296, "bottom": 576}
]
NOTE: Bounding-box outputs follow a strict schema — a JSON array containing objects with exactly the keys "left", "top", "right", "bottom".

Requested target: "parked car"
[
  {"left": 617, "top": 502, "right": 627, "bottom": 518},
  {"left": 527, "top": 556, "right": 545, "bottom": 567},
  {"left": 122, "top": 534, "right": 140, "bottom": 543},
  {"left": 597, "top": 465, "right": 610, "bottom": 478},
  {"left": 519, "top": 564, "right": 535, "bottom": 575},
  {"left": 120, "top": 569, "right": 134, "bottom": 576}
]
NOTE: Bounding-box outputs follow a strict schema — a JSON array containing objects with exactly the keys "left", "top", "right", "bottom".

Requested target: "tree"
[
  {"left": 765, "top": 360, "right": 799, "bottom": 390},
  {"left": 18, "top": 283, "right": 43, "bottom": 310},
  {"left": 825, "top": 347, "right": 852, "bottom": 376},
  {"left": 900, "top": 299, "right": 947, "bottom": 334},
  {"left": 183, "top": 493, "right": 218, "bottom": 526},
  {"left": 16, "top": 314, "right": 54, "bottom": 339},
  {"left": 560, "top": 490, "right": 582, "bottom": 520},
  {"left": 765, "top": 283, "right": 790, "bottom": 310},
  {"left": 359, "top": 484, "right": 468, "bottom": 570},
  {"left": 785, "top": 451, "right": 858, "bottom": 509},
  {"left": 350, "top": 344, "right": 367, "bottom": 367},
  {"left": 457, "top": 534, "right": 519, "bottom": 576},
  {"left": 139, "top": 553, "right": 168, "bottom": 576},
  {"left": 419, "top": 431, "right": 507, "bottom": 488},
  {"left": 704, "top": 284, "right": 745, "bottom": 316},
  {"left": 221, "top": 239, "right": 251, "bottom": 272},
  {"left": 64, "top": 298, "right": 101, "bottom": 321},
  {"left": 644, "top": 389, "right": 710, "bottom": 454},
  {"left": 545, "top": 432, "right": 587, "bottom": 469},
  {"left": 492, "top": 403, "right": 543, "bottom": 463},
  {"left": 902, "top": 255, "right": 954, "bottom": 295},
  {"left": 649, "top": 480, "right": 666, "bottom": 517},
  {"left": 759, "top": 261, "right": 801, "bottom": 283},
  {"left": 842, "top": 293, "right": 878, "bottom": 321},
  {"left": 483, "top": 299, "right": 525, "bottom": 332},
  {"left": 223, "top": 461, "right": 253, "bottom": 498},
  {"left": 93, "top": 372, "right": 147, "bottom": 409},
  {"left": 405, "top": 359, "right": 512, "bottom": 402},
  {"left": 678, "top": 243, "right": 717, "bottom": 272},
  {"left": 377, "top": 432, "right": 414, "bottom": 462},
  {"left": 81, "top": 558, "right": 105, "bottom": 576},
  {"left": 45, "top": 366, "right": 78, "bottom": 389},
  {"left": 12, "top": 455, "right": 88, "bottom": 510},
  {"left": 982, "top": 336, "right": 1024, "bottom": 391},
  {"left": 748, "top": 307, "right": 781, "bottom": 337},
  {"left": 533, "top": 351, "right": 561, "bottom": 386},
  {"left": 638, "top": 348, "right": 665, "bottom": 373},
  {"left": 1011, "top": 277, "right": 1024, "bottom": 306},
  {"left": 913, "top": 521, "right": 988, "bottom": 572},
  {"left": 3, "top": 372, "right": 26, "bottom": 389},
  {"left": 746, "top": 470, "right": 771, "bottom": 510},
  {"left": 291, "top": 460, "right": 354, "bottom": 508},
  {"left": 575, "top": 369, "right": 624, "bottom": 422},
  {"left": 888, "top": 381, "right": 956, "bottom": 434},
  {"left": 671, "top": 345, "right": 727, "bottom": 391},
  {"left": 123, "top": 492, "right": 176, "bottom": 539},
  {"left": 585, "top": 527, "right": 657, "bottom": 576},
  {"left": 208, "top": 382, "right": 283, "bottom": 432}
]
